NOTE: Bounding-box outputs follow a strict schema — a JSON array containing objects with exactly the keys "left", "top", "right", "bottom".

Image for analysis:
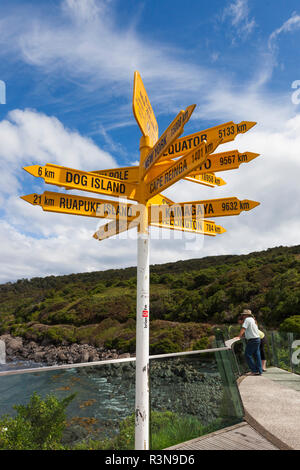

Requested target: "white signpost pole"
[{"left": 135, "top": 135, "right": 151, "bottom": 450}]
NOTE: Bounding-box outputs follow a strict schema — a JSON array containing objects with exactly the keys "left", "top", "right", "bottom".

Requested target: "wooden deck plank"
[{"left": 165, "top": 423, "right": 279, "bottom": 450}]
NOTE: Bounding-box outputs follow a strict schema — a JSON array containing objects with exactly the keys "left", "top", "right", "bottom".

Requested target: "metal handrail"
[
  {"left": 0, "top": 345, "right": 230, "bottom": 377},
  {"left": 225, "top": 337, "right": 241, "bottom": 349}
]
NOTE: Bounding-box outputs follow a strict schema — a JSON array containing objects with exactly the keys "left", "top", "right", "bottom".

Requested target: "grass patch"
[{"left": 71, "top": 411, "right": 225, "bottom": 450}]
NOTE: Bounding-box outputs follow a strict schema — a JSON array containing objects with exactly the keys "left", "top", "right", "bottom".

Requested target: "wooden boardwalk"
[{"left": 166, "top": 422, "right": 278, "bottom": 450}]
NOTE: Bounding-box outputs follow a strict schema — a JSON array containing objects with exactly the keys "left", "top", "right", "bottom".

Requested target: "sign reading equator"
[{"left": 161, "top": 121, "right": 257, "bottom": 160}]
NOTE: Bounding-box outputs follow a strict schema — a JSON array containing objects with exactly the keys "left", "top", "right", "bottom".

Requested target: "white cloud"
[
  {"left": 268, "top": 12, "right": 300, "bottom": 51},
  {"left": 222, "top": 0, "right": 256, "bottom": 39},
  {"left": 1, "top": 1, "right": 300, "bottom": 283},
  {"left": 0, "top": 108, "right": 116, "bottom": 198}
]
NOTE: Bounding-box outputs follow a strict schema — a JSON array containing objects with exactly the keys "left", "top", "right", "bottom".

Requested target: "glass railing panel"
[
  {"left": 231, "top": 339, "right": 249, "bottom": 376},
  {"left": 269, "top": 331, "right": 291, "bottom": 372},
  {"left": 149, "top": 351, "right": 244, "bottom": 450},
  {"left": 0, "top": 360, "right": 136, "bottom": 450},
  {"left": 292, "top": 339, "right": 300, "bottom": 375},
  {"left": 212, "top": 326, "right": 229, "bottom": 347}
]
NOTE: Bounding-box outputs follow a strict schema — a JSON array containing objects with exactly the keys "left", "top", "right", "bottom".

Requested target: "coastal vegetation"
[{"left": 0, "top": 244, "right": 300, "bottom": 354}]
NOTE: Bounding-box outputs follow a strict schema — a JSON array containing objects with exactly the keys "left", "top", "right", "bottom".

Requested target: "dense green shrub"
[
  {"left": 279, "top": 315, "right": 300, "bottom": 335},
  {"left": 0, "top": 393, "right": 75, "bottom": 450}
]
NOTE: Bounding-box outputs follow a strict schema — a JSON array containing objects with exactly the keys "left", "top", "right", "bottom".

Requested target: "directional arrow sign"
[
  {"left": 93, "top": 218, "right": 139, "bottom": 241},
  {"left": 150, "top": 197, "right": 260, "bottom": 221},
  {"left": 92, "top": 160, "right": 174, "bottom": 184},
  {"left": 142, "top": 104, "right": 196, "bottom": 177},
  {"left": 161, "top": 121, "right": 256, "bottom": 160},
  {"left": 133, "top": 71, "right": 159, "bottom": 147},
  {"left": 150, "top": 218, "right": 226, "bottom": 236},
  {"left": 20, "top": 191, "right": 140, "bottom": 221},
  {"left": 148, "top": 193, "right": 174, "bottom": 206},
  {"left": 189, "top": 150, "right": 260, "bottom": 175},
  {"left": 23, "top": 164, "right": 139, "bottom": 201},
  {"left": 145, "top": 137, "right": 222, "bottom": 200},
  {"left": 184, "top": 172, "right": 226, "bottom": 187},
  {"left": 92, "top": 165, "right": 140, "bottom": 183}
]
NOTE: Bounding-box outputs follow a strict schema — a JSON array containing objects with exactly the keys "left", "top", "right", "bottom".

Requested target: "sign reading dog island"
[{"left": 21, "top": 71, "right": 260, "bottom": 451}]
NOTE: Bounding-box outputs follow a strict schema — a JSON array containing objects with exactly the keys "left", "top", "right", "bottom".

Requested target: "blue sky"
[{"left": 1, "top": 0, "right": 300, "bottom": 282}]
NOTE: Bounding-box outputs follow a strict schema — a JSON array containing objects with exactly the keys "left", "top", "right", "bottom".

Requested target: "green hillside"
[{"left": 1, "top": 244, "right": 300, "bottom": 354}]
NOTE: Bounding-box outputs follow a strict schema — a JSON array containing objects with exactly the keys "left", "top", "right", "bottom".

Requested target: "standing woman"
[{"left": 255, "top": 319, "right": 267, "bottom": 372}]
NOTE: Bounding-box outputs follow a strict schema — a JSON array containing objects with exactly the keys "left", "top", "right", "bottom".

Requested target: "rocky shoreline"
[{"left": 0, "top": 334, "right": 131, "bottom": 366}]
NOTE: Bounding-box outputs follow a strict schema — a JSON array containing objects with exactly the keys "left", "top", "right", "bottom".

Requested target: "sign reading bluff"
[
  {"left": 142, "top": 104, "right": 196, "bottom": 176},
  {"left": 23, "top": 164, "right": 139, "bottom": 201},
  {"left": 146, "top": 137, "right": 222, "bottom": 199}
]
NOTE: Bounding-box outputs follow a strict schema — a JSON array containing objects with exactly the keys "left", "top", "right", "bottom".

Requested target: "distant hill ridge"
[
  {"left": 0, "top": 244, "right": 299, "bottom": 355},
  {"left": 2, "top": 244, "right": 300, "bottom": 290}
]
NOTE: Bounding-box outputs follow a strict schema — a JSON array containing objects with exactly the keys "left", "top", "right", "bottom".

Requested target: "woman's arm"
[{"left": 237, "top": 327, "right": 246, "bottom": 339}]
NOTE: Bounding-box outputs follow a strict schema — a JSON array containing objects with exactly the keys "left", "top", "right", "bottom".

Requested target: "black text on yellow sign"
[
  {"left": 142, "top": 104, "right": 196, "bottom": 176},
  {"left": 23, "top": 164, "right": 139, "bottom": 201},
  {"left": 189, "top": 150, "right": 260, "bottom": 176},
  {"left": 185, "top": 172, "right": 226, "bottom": 187},
  {"left": 150, "top": 197, "right": 260, "bottom": 221},
  {"left": 146, "top": 138, "right": 222, "bottom": 199},
  {"left": 161, "top": 121, "right": 256, "bottom": 160},
  {"left": 93, "top": 219, "right": 139, "bottom": 241},
  {"left": 150, "top": 218, "right": 226, "bottom": 236},
  {"left": 20, "top": 191, "right": 141, "bottom": 221}
]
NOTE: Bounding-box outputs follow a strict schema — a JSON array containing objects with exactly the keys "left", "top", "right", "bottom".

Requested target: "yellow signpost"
[
  {"left": 181, "top": 172, "right": 226, "bottom": 188},
  {"left": 141, "top": 104, "right": 196, "bottom": 177},
  {"left": 93, "top": 218, "right": 139, "bottom": 241},
  {"left": 150, "top": 218, "right": 226, "bottom": 236},
  {"left": 93, "top": 165, "right": 140, "bottom": 182},
  {"left": 23, "top": 164, "right": 139, "bottom": 201},
  {"left": 150, "top": 197, "right": 260, "bottom": 221},
  {"left": 20, "top": 191, "right": 139, "bottom": 221},
  {"left": 161, "top": 121, "right": 257, "bottom": 160},
  {"left": 132, "top": 71, "right": 159, "bottom": 148},
  {"left": 21, "top": 70, "right": 260, "bottom": 451},
  {"left": 189, "top": 150, "right": 260, "bottom": 175},
  {"left": 145, "top": 138, "right": 222, "bottom": 199}
]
